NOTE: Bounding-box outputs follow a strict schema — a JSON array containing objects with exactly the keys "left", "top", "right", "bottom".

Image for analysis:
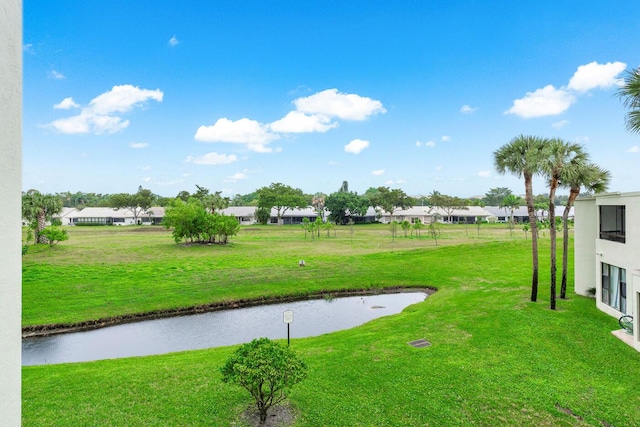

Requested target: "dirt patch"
[
  {"left": 238, "top": 403, "right": 297, "bottom": 427},
  {"left": 22, "top": 286, "right": 437, "bottom": 337}
]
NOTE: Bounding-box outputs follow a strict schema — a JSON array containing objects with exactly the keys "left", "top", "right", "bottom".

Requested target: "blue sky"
[{"left": 23, "top": 1, "right": 640, "bottom": 199}]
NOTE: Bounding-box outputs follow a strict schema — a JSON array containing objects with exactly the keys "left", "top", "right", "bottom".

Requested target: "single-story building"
[
  {"left": 377, "top": 206, "right": 492, "bottom": 224},
  {"left": 484, "top": 206, "right": 574, "bottom": 223},
  {"left": 62, "top": 206, "right": 165, "bottom": 226},
  {"left": 574, "top": 191, "right": 640, "bottom": 352}
]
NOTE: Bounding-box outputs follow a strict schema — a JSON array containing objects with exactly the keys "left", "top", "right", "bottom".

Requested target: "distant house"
[
  {"left": 220, "top": 206, "right": 258, "bottom": 225},
  {"left": 64, "top": 206, "right": 165, "bottom": 226},
  {"left": 377, "top": 206, "right": 492, "bottom": 224},
  {"left": 484, "top": 206, "right": 574, "bottom": 223},
  {"left": 272, "top": 207, "right": 319, "bottom": 225},
  {"left": 574, "top": 192, "right": 639, "bottom": 352},
  {"left": 52, "top": 207, "right": 79, "bottom": 226}
]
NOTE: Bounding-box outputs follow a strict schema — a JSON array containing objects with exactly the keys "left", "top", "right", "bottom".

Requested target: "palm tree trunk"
[
  {"left": 561, "top": 187, "right": 580, "bottom": 299},
  {"left": 36, "top": 210, "right": 47, "bottom": 244},
  {"left": 549, "top": 179, "right": 558, "bottom": 310},
  {"left": 525, "top": 174, "right": 539, "bottom": 302}
]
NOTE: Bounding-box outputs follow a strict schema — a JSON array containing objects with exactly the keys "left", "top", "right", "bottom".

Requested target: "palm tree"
[
  {"left": 494, "top": 135, "right": 547, "bottom": 302},
  {"left": 541, "top": 139, "right": 588, "bottom": 310},
  {"left": 617, "top": 67, "right": 640, "bottom": 134},
  {"left": 22, "top": 190, "right": 63, "bottom": 244},
  {"left": 559, "top": 163, "right": 610, "bottom": 299},
  {"left": 500, "top": 194, "right": 521, "bottom": 236}
]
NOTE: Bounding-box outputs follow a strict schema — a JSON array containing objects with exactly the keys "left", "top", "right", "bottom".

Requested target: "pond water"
[{"left": 22, "top": 292, "right": 427, "bottom": 366}]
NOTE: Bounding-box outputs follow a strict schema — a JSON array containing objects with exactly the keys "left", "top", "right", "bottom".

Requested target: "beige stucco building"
[{"left": 574, "top": 192, "right": 640, "bottom": 352}]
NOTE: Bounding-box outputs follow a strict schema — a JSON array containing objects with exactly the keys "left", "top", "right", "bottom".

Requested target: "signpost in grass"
[{"left": 283, "top": 309, "right": 293, "bottom": 346}]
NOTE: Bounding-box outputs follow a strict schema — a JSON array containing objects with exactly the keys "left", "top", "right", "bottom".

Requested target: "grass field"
[{"left": 21, "top": 224, "right": 640, "bottom": 426}]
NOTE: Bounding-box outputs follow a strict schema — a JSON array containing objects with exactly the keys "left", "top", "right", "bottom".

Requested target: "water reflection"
[{"left": 22, "top": 292, "right": 427, "bottom": 366}]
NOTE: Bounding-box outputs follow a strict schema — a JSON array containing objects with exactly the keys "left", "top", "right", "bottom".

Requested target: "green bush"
[
  {"left": 221, "top": 338, "right": 307, "bottom": 423},
  {"left": 39, "top": 226, "right": 69, "bottom": 246}
]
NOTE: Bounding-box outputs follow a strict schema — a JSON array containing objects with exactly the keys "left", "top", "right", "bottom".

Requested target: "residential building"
[{"left": 574, "top": 192, "right": 640, "bottom": 351}]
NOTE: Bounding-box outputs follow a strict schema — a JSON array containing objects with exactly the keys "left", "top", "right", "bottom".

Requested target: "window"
[
  {"left": 599, "top": 205, "right": 625, "bottom": 243},
  {"left": 601, "top": 263, "right": 627, "bottom": 313}
]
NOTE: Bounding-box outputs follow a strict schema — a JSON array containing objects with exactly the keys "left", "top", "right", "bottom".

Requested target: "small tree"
[
  {"left": 39, "top": 226, "right": 68, "bottom": 246},
  {"left": 413, "top": 218, "right": 424, "bottom": 239},
  {"left": 401, "top": 220, "right": 411, "bottom": 238},
  {"left": 221, "top": 338, "right": 307, "bottom": 424}
]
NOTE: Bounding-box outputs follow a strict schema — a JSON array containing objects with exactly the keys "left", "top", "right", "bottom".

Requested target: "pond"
[{"left": 22, "top": 291, "right": 428, "bottom": 366}]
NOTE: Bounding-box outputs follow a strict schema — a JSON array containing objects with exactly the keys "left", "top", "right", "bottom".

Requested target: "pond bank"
[{"left": 22, "top": 286, "right": 437, "bottom": 338}]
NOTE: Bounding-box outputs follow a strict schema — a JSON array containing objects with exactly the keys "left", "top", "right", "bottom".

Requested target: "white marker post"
[{"left": 283, "top": 310, "right": 294, "bottom": 346}]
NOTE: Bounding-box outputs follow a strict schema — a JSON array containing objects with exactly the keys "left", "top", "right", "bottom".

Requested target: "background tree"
[
  {"left": 369, "top": 186, "right": 413, "bottom": 221},
  {"left": 617, "top": 66, "right": 640, "bottom": 134},
  {"left": 325, "top": 182, "right": 370, "bottom": 225},
  {"left": 500, "top": 194, "right": 521, "bottom": 237},
  {"left": 430, "top": 192, "right": 468, "bottom": 223},
  {"left": 256, "top": 183, "right": 307, "bottom": 225},
  {"left": 311, "top": 192, "right": 327, "bottom": 220},
  {"left": 221, "top": 338, "right": 307, "bottom": 425},
  {"left": 542, "top": 138, "right": 588, "bottom": 310},
  {"left": 109, "top": 187, "right": 156, "bottom": 224},
  {"left": 22, "top": 190, "right": 63, "bottom": 244},
  {"left": 559, "top": 162, "right": 610, "bottom": 299},
  {"left": 255, "top": 207, "right": 271, "bottom": 225},
  {"left": 494, "top": 135, "right": 547, "bottom": 302},
  {"left": 483, "top": 187, "right": 513, "bottom": 206}
]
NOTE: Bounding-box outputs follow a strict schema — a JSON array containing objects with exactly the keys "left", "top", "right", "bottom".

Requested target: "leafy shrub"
[
  {"left": 39, "top": 226, "right": 68, "bottom": 246},
  {"left": 221, "top": 338, "right": 307, "bottom": 424}
]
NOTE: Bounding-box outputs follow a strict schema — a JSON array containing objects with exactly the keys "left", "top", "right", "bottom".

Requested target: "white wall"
[
  {"left": 574, "top": 198, "right": 597, "bottom": 296},
  {"left": 0, "top": 0, "right": 22, "bottom": 424}
]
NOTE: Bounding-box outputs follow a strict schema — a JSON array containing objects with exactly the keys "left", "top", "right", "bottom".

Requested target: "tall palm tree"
[
  {"left": 494, "top": 135, "right": 547, "bottom": 302},
  {"left": 22, "top": 190, "right": 63, "bottom": 244},
  {"left": 617, "top": 67, "right": 640, "bottom": 134},
  {"left": 559, "top": 163, "right": 610, "bottom": 299},
  {"left": 541, "top": 139, "right": 589, "bottom": 310}
]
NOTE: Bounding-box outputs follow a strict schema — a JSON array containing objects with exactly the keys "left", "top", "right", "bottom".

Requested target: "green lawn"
[{"left": 22, "top": 224, "right": 640, "bottom": 426}]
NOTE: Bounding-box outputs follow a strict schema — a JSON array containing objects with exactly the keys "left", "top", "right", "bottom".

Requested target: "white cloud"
[
  {"left": 416, "top": 140, "right": 436, "bottom": 148},
  {"left": 507, "top": 61, "right": 626, "bottom": 119},
  {"left": 142, "top": 177, "right": 152, "bottom": 182},
  {"left": 552, "top": 120, "right": 570, "bottom": 129},
  {"left": 49, "top": 70, "right": 65, "bottom": 80},
  {"left": 294, "top": 89, "right": 386, "bottom": 121},
  {"left": 505, "top": 85, "right": 576, "bottom": 118},
  {"left": 130, "top": 142, "right": 149, "bottom": 149},
  {"left": 23, "top": 44, "right": 34, "bottom": 54},
  {"left": 344, "top": 139, "right": 370, "bottom": 154},
  {"left": 460, "top": 104, "right": 477, "bottom": 114},
  {"left": 435, "top": 165, "right": 443, "bottom": 171},
  {"left": 567, "top": 61, "right": 626, "bottom": 92},
  {"left": 441, "top": 135, "right": 451, "bottom": 142},
  {"left": 627, "top": 146, "right": 640, "bottom": 153},
  {"left": 185, "top": 152, "right": 238, "bottom": 165},
  {"left": 477, "top": 170, "right": 492, "bottom": 178},
  {"left": 371, "top": 169, "right": 385, "bottom": 176},
  {"left": 168, "top": 35, "right": 179, "bottom": 46},
  {"left": 89, "top": 85, "right": 164, "bottom": 115},
  {"left": 269, "top": 111, "right": 337, "bottom": 133},
  {"left": 195, "top": 117, "right": 279, "bottom": 146},
  {"left": 48, "top": 85, "right": 164, "bottom": 135},
  {"left": 385, "top": 179, "right": 405, "bottom": 185},
  {"left": 140, "top": 165, "right": 151, "bottom": 171},
  {"left": 224, "top": 172, "right": 250, "bottom": 183},
  {"left": 53, "top": 97, "right": 80, "bottom": 110},
  {"left": 328, "top": 160, "right": 339, "bottom": 166}
]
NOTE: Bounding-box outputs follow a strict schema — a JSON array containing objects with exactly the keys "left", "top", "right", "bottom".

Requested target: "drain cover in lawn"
[{"left": 408, "top": 339, "right": 431, "bottom": 348}]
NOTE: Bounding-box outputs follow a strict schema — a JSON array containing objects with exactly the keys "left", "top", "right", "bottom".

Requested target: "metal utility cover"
[{"left": 408, "top": 339, "right": 431, "bottom": 348}]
